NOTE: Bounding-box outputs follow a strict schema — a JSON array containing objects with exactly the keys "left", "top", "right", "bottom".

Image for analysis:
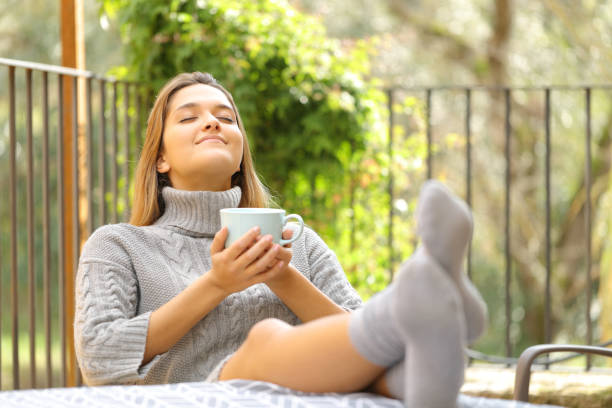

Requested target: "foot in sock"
[
  {"left": 348, "top": 181, "right": 487, "bottom": 366},
  {"left": 392, "top": 246, "right": 466, "bottom": 408},
  {"left": 349, "top": 181, "right": 488, "bottom": 407},
  {"left": 417, "top": 180, "right": 488, "bottom": 344},
  {"left": 386, "top": 181, "right": 488, "bottom": 404},
  {"left": 350, "top": 253, "right": 466, "bottom": 407}
]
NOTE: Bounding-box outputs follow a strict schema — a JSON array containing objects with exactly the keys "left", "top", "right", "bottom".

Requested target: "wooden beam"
[{"left": 60, "top": 0, "right": 85, "bottom": 388}]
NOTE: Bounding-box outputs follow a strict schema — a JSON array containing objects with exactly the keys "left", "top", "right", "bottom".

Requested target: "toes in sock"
[
  {"left": 417, "top": 180, "right": 472, "bottom": 278},
  {"left": 417, "top": 180, "right": 488, "bottom": 344}
]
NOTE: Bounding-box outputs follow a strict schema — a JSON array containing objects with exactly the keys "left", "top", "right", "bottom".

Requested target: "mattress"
[{"left": 0, "top": 379, "right": 564, "bottom": 407}]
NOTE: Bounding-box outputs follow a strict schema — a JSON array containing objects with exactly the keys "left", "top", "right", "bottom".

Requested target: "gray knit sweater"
[{"left": 74, "top": 186, "right": 363, "bottom": 386}]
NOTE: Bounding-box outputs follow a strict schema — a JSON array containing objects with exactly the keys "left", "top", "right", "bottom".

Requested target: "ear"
[{"left": 157, "top": 153, "right": 170, "bottom": 173}]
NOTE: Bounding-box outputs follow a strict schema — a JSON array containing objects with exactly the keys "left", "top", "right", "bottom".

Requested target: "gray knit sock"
[
  {"left": 384, "top": 360, "right": 405, "bottom": 400},
  {"left": 349, "top": 181, "right": 486, "bottom": 407},
  {"left": 348, "top": 286, "right": 404, "bottom": 367},
  {"left": 416, "top": 180, "right": 488, "bottom": 344},
  {"left": 393, "top": 248, "right": 466, "bottom": 408},
  {"left": 349, "top": 251, "right": 466, "bottom": 408}
]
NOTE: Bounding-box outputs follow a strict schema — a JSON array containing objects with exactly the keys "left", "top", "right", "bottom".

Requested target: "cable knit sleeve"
[
  {"left": 74, "top": 225, "right": 158, "bottom": 385},
  {"left": 302, "top": 227, "right": 363, "bottom": 311}
]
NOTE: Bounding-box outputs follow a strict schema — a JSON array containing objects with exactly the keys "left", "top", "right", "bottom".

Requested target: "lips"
[{"left": 195, "top": 135, "right": 226, "bottom": 144}]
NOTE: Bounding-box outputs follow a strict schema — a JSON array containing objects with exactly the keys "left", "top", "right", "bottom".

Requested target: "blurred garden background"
[{"left": 2, "top": 0, "right": 612, "bottom": 389}]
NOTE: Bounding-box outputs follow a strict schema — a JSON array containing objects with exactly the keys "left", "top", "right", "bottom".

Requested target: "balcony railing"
[
  {"left": 0, "top": 57, "right": 149, "bottom": 389},
  {"left": 384, "top": 84, "right": 612, "bottom": 369},
  {"left": 0, "top": 57, "right": 610, "bottom": 390}
]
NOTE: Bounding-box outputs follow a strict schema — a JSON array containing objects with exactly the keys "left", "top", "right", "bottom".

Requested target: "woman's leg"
[
  {"left": 219, "top": 313, "right": 385, "bottom": 393},
  {"left": 373, "top": 180, "right": 490, "bottom": 401},
  {"left": 219, "top": 253, "right": 466, "bottom": 405}
]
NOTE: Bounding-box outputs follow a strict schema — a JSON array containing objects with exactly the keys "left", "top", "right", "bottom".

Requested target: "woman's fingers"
[
  {"left": 244, "top": 242, "right": 281, "bottom": 275},
  {"left": 275, "top": 246, "right": 293, "bottom": 266},
  {"left": 235, "top": 234, "right": 275, "bottom": 270},
  {"left": 281, "top": 229, "right": 293, "bottom": 248},
  {"left": 223, "top": 227, "right": 261, "bottom": 259},
  {"left": 210, "top": 227, "right": 229, "bottom": 255},
  {"left": 249, "top": 260, "right": 285, "bottom": 285}
]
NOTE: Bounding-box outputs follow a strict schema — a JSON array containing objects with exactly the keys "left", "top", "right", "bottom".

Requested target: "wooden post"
[{"left": 60, "top": 0, "right": 85, "bottom": 387}]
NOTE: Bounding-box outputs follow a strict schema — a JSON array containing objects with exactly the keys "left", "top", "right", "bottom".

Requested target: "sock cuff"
[
  {"left": 348, "top": 295, "right": 404, "bottom": 367},
  {"left": 384, "top": 361, "right": 405, "bottom": 400}
]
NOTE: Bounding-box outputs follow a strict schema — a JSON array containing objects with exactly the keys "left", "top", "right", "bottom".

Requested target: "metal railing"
[
  {"left": 0, "top": 57, "right": 610, "bottom": 390},
  {"left": 0, "top": 57, "right": 149, "bottom": 389},
  {"left": 385, "top": 84, "right": 611, "bottom": 370}
]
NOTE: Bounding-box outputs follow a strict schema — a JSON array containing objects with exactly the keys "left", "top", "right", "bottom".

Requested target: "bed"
[
  {"left": 6, "top": 342, "right": 612, "bottom": 407},
  {"left": 0, "top": 379, "right": 563, "bottom": 408}
]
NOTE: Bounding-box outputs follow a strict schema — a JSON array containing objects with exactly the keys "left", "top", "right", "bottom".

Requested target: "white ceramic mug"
[{"left": 220, "top": 208, "right": 304, "bottom": 247}]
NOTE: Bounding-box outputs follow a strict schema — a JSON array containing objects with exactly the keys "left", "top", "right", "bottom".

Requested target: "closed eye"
[
  {"left": 179, "top": 117, "right": 196, "bottom": 123},
  {"left": 218, "top": 116, "right": 235, "bottom": 123}
]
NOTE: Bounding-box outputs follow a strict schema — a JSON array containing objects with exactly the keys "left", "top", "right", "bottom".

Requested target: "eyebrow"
[{"left": 173, "top": 102, "right": 234, "bottom": 114}]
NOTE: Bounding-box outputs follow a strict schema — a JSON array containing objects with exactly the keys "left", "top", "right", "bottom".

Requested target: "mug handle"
[{"left": 280, "top": 214, "right": 304, "bottom": 246}]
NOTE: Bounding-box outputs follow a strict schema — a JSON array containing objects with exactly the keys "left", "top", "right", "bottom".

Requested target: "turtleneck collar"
[{"left": 153, "top": 186, "right": 241, "bottom": 236}]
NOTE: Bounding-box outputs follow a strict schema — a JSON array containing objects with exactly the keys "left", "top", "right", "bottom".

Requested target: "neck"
[
  {"left": 171, "top": 179, "right": 232, "bottom": 192},
  {"left": 154, "top": 186, "right": 242, "bottom": 235},
  {"left": 168, "top": 170, "right": 234, "bottom": 192}
]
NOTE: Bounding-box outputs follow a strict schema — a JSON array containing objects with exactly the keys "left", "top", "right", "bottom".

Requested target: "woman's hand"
[
  {"left": 276, "top": 228, "right": 295, "bottom": 264},
  {"left": 264, "top": 229, "right": 294, "bottom": 287},
  {"left": 208, "top": 226, "right": 285, "bottom": 295}
]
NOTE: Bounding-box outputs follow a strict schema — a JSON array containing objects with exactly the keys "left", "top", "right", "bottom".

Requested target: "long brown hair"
[{"left": 130, "top": 72, "right": 271, "bottom": 226}]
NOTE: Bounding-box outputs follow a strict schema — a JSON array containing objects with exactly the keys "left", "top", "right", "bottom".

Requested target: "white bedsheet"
[{"left": 0, "top": 380, "right": 564, "bottom": 407}]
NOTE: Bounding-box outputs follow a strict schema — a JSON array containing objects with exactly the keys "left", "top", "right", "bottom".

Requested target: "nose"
[{"left": 202, "top": 114, "right": 220, "bottom": 131}]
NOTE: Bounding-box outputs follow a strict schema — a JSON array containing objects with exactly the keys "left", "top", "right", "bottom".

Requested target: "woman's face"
[{"left": 157, "top": 84, "right": 244, "bottom": 191}]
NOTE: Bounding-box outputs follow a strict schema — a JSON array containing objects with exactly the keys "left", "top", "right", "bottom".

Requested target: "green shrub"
[{"left": 100, "top": 0, "right": 383, "bottom": 199}]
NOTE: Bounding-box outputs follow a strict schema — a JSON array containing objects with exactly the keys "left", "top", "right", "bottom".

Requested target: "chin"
[
  {"left": 198, "top": 150, "right": 238, "bottom": 166},
  {"left": 198, "top": 160, "right": 240, "bottom": 178}
]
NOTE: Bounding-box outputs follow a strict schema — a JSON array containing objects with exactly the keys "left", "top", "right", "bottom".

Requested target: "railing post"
[
  {"left": 60, "top": 0, "right": 85, "bottom": 387},
  {"left": 504, "top": 88, "right": 512, "bottom": 363},
  {"left": 71, "top": 76, "right": 82, "bottom": 386},
  {"left": 585, "top": 87, "right": 593, "bottom": 371},
  {"left": 387, "top": 88, "right": 395, "bottom": 280},
  {"left": 26, "top": 68, "right": 36, "bottom": 389},
  {"left": 86, "top": 77, "right": 94, "bottom": 237},
  {"left": 544, "top": 88, "right": 552, "bottom": 370},
  {"left": 426, "top": 89, "right": 432, "bottom": 179},
  {"left": 124, "top": 83, "right": 131, "bottom": 221},
  {"left": 60, "top": 68, "right": 77, "bottom": 390},
  {"left": 8, "top": 65, "right": 19, "bottom": 390},
  {"left": 111, "top": 81, "right": 119, "bottom": 223},
  {"left": 465, "top": 88, "right": 472, "bottom": 280},
  {"left": 99, "top": 79, "right": 107, "bottom": 226},
  {"left": 42, "top": 71, "right": 52, "bottom": 388},
  {"left": 57, "top": 74, "right": 67, "bottom": 388}
]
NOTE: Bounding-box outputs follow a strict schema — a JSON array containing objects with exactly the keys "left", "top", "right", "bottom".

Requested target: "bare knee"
[
  {"left": 245, "top": 318, "right": 292, "bottom": 349},
  {"left": 220, "top": 318, "right": 292, "bottom": 380}
]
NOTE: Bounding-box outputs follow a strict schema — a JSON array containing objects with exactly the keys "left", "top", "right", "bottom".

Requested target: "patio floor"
[{"left": 462, "top": 365, "right": 612, "bottom": 408}]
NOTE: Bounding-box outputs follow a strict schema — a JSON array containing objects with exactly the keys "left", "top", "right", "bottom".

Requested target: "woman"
[{"left": 75, "top": 72, "right": 487, "bottom": 407}]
